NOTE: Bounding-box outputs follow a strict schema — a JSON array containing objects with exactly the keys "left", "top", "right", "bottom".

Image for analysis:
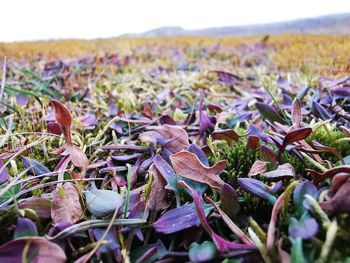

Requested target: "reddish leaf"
[
  {"left": 211, "top": 129, "right": 240, "bottom": 146},
  {"left": 311, "top": 141, "right": 343, "bottom": 163},
  {"left": 204, "top": 195, "right": 254, "bottom": 245},
  {"left": 51, "top": 183, "right": 83, "bottom": 225},
  {"left": 155, "top": 124, "right": 189, "bottom": 153},
  {"left": 248, "top": 160, "right": 267, "bottom": 177},
  {"left": 51, "top": 99, "right": 72, "bottom": 145},
  {"left": 66, "top": 145, "right": 89, "bottom": 168},
  {"left": 170, "top": 151, "right": 227, "bottom": 190},
  {"left": 47, "top": 122, "right": 62, "bottom": 135},
  {"left": 313, "top": 165, "right": 350, "bottom": 185},
  {"left": 0, "top": 237, "right": 66, "bottom": 263},
  {"left": 282, "top": 127, "right": 312, "bottom": 150},
  {"left": 291, "top": 99, "right": 302, "bottom": 128},
  {"left": 266, "top": 193, "right": 285, "bottom": 253},
  {"left": 246, "top": 135, "right": 260, "bottom": 150},
  {"left": 319, "top": 177, "right": 350, "bottom": 215},
  {"left": 148, "top": 164, "right": 168, "bottom": 213},
  {"left": 261, "top": 145, "right": 277, "bottom": 164},
  {"left": 19, "top": 197, "right": 52, "bottom": 219},
  {"left": 219, "top": 183, "right": 240, "bottom": 218},
  {"left": 178, "top": 181, "right": 255, "bottom": 253}
]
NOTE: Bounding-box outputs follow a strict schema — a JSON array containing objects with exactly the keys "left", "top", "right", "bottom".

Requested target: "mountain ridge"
[{"left": 121, "top": 13, "right": 350, "bottom": 37}]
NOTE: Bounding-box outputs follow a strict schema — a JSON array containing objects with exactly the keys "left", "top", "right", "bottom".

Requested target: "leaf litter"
[{"left": 0, "top": 37, "right": 350, "bottom": 262}]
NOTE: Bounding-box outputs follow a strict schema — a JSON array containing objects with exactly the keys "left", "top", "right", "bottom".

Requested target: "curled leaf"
[
  {"left": 211, "top": 129, "right": 240, "bottom": 146},
  {"left": 248, "top": 160, "right": 267, "bottom": 177},
  {"left": 51, "top": 99, "right": 72, "bottom": 144}
]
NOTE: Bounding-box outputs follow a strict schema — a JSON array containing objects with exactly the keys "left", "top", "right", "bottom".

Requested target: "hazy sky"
[{"left": 2, "top": 0, "right": 350, "bottom": 42}]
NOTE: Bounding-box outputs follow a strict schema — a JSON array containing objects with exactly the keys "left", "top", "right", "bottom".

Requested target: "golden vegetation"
[{"left": 1, "top": 35, "right": 350, "bottom": 74}]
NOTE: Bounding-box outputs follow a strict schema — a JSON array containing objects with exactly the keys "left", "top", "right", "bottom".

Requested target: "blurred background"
[{"left": 2, "top": 0, "right": 350, "bottom": 42}]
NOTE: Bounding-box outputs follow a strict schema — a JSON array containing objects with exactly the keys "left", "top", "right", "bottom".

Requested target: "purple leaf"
[
  {"left": 22, "top": 157, "right": 50, "bottom": 176},
  {"left": 312, "top": 101, "right": 333, "bottom": 120},
  {"left": 255, "top": 102, "right": 286, "bottom": 124},
  {"left": 186, "top": 144, "right": 209, "bottom": 166},
  {"left": 293, "top": 181, "right": 318, "bottom": 216},
  {"left": 0, "top": 159, "right": 9, "bottom": 184},
  {"left": 111, "top": 153, "right": 143, "bottom": 162},
  {"left": 237, "top": 178, "right": 276, "bottom": 204},
  {"left": 153, "top": 203, "right": 213, "bottom": 234},
  {"left": 79, "top": 113, "right": 97, "bottom": 127},
  {"left": 93, "top": 228, "right": 120, "bottom": 253},
  {"left": 14, "top": 217, "right": 38, "bottom": 239},
  {"left": 19, "top": 197, "right": 52, "bottom": 219},
  {"left": 263, "top": 163, "right": 295, "bottom": 180},
  {"left": 0, "top": 237, "right": 66, "bottom": 263},
  {"left": 289, "top": 217, "right": 318, "bottom": 239}
]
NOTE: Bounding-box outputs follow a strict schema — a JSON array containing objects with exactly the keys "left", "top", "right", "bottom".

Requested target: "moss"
[{"left": 208, "top": 138, "right": 261, "bottom": 185}]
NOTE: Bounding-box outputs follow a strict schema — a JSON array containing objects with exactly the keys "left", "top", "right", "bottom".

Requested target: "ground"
[{"left": 0, "top": 35, "right": 350, "bottom": 262}]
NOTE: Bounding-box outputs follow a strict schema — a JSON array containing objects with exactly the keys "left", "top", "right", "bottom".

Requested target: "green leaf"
[{"left": 0, "top": 184, "right": 21, "bottom": 200}]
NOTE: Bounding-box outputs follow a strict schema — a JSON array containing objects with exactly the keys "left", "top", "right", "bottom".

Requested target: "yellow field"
[{"left": 1, "top": 35, "right": 350, "bottom": 75}]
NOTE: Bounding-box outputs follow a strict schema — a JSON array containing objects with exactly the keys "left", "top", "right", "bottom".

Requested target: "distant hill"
[{"left": 123, "top": 13, "right": 350, "bottom": 37}]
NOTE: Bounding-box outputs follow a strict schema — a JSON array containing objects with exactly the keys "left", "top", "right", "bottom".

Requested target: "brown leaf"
[
  {"left": 66, "top": 145, "right": 89, "bottom": 168},
  {"left": 170, "top": 151, "right": 227, "bottom": 190},
  {"left": 246, "top": 135, "right": 260, "bottom": 150},
  {"left": 282, "top": 127, "right": 312, "bottom": 150},
  {"left": 248, "top": 160, "right": 267, "bottom": 177},
  {"left": 266, "top": 193, "right": 285, "bottom": 253},
  {"left": 19, "top": 197, "right": 52, "bottom": 219},
  {"left": 155, "top": 124, "right": 189, "bottom": 153},
  {"left": 291, "top": 99, "right": 302, "bottom": 129},
  {"left": 313, "top": 165, "right": 350, "bottom": 185},
  {"left": 148, "top": 164, "right": 168, "bottom": 213},
  {"left": 211, "top": 129, "right": 240, "bottom": 146},
  {"left": 51, "top": 100, "right": 72, "bottom": 145},
  {"left": 320, "top": 177, "right": 350, "bottom": 215},
  {"left": 51, "top": 183, "right": 83, "bottom": 225}
]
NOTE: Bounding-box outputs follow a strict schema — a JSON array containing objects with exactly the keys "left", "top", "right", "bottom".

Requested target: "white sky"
[{"left": 1, "top": 0, "right": 350, "bottom": 42}]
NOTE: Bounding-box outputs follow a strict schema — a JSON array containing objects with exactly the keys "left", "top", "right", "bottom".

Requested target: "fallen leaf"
[
  {"left": 155, "top": 124, "right": 189, "bottom": 153},
  {"left": 19, "top": 197, "right": 52, "bottom": 219},
  {"left": 51, "top": 182, "right": 83, "bottom": 225},
  {"left": 153, "top": 203, "right": 213, "bottom": 234},
  {"left": 0, "top": 237, "right": 66, "bottom": 263},
  {"left": 170, "top": 151, "right": 227, "bottom": 190},
  {"left": 14, "top": 217, "right": 38, "bottom": 239}
]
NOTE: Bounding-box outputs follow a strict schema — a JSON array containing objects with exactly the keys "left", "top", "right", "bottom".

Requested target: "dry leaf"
[
  {"left": 170, "top": 151, "right": 227, "bottom": 190},
  {"left": 51, "top": 182, "right": 82, "bottom": 225},
  {"left": 155, "top": 124, "right": 189, "bottom": 153}
]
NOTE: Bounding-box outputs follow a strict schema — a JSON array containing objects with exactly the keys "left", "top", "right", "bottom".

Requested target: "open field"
[{"left": 0, "top": 35, "right": 350, "bottom": 262}]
